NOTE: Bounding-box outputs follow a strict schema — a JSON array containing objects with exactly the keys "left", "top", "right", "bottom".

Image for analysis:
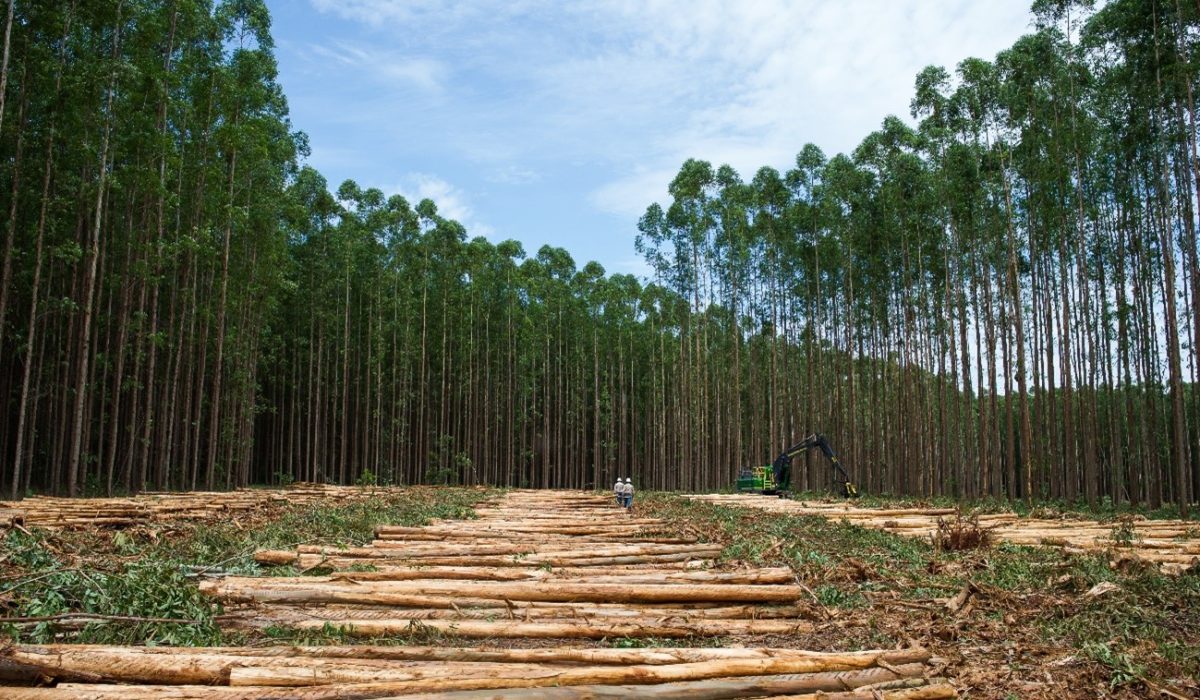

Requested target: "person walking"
[
  {"left": 623, "top": 477, "right": 635, "bottom": 510},
  {"left": 613, "top": 477, "right": 623, "bottom": 507}
]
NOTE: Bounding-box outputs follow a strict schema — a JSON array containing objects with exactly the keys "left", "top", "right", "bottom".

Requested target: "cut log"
[
  {"left": 218, "top": 602, "right": 813, "bottom": 626},
  {"left": 684, "top": 493, "right": 1200, "bottom": 574},
  {"left": 0, "top": 645, "right": 929, "bottom": 678},
  {"left": 396, "top": 678, "right": 956, "bottom": 700},
  {"left": 3, "top": 662, "right": 928, "bottom": 699},
  {"left": 201, "top": 579, "right": 805, "bottom": 605},
  {"left": 317, "top": 568, "right": 795, "bottom": 585},
  {"left": 228, "top": 658, "right": 928, "bottom": 689}
]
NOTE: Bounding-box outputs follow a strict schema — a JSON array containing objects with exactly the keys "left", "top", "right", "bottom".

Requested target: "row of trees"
[
  {"left": 633, "top": 0, "right": 1200, "bottom": 510},
  {"left": 0, "top": 0, "right": 297, "bottom": 497},
  {"left": 0, "top": 0, "right": 1197, "bottom": 509}
]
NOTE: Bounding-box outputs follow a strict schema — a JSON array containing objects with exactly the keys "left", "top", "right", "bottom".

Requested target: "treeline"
[
  {"left": 0, "top": 1, "right": 1197, "bottom": 509},
  {"left": 0, "top": 1, "right": 300, "bottom": 498},
  {"left": 633, "top": 0, "right": 1200, "bottom": 510}
]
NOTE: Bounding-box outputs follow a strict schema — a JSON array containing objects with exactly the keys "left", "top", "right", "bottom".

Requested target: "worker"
[
  {"left": 623, "top": 477, "right": 635, "bottom": 509},
  {"left": 613, "top": 477, "right": 623, "bottom": 506}
]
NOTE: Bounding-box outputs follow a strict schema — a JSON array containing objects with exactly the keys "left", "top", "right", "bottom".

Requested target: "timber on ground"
[
  {"left": 0, "top": 489, "right": 955, "bottom": 698},
  {"left": 209, "top": 490, "right": 819, "bottom": 638},
  {"left": 0, "top": 484, "right": 416, "bottom": 529},
  {"left": 685, "top": 493, "right": 1200, "bottom": 574}
]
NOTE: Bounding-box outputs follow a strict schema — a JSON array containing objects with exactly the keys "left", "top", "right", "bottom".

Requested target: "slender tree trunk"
[{"left": 67, "top": 7, "right": 123, "bottom": 496}]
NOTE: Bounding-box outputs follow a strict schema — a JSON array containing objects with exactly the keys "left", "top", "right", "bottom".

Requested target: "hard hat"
[{"left": 625, "top": 478, "right": 631, "bottom": 483}]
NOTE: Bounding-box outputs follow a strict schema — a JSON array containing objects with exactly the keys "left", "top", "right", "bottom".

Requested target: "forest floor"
[{"left": 0, "top": 486, "right": 1194, "bottom": 698}]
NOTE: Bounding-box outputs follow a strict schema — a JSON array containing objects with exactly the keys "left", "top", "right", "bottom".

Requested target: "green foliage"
[
  {"left": 813, "top": 584, "right": 865, "bottom": 609},
  {"left": 0, "top": 488, "right": 493, "bottom": 645},
  {"left": 1081, "top": 642, "right": 1145, "bottom": 689},
  {"left": 176, "top": 488, "right": 489, "bottom": 570},
  {"left": 0, "top": 529, "right": 220, "bottom": 645},
  {"left": 1107, "top": 516, "right": 1143, "bottom": 546}
]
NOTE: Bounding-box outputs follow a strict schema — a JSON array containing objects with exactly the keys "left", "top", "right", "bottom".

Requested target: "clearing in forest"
[
  {"left": 3, "top": 486, "right": 1198, "bottom": 696},
  {"left": 0, "top": 490, "right": 953, "bottom": 698}
]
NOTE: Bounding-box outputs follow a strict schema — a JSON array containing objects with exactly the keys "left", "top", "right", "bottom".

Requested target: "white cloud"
[
  {"left": 311, "top": 0, "right": 1030, "bottom": 208},
  {"left": 384, "top": 173, "right": 496, "bottom": 238},
  {"left": 564, "top": 1, "right": 1033, "bottom": 214},
  {"left": 589, "top": 167, "right": 675, "bottom": 219},
  {"left": 613, "top": 256, "right": 653, "bottom": 277},
  {"left": 485, "top": 165, "right": 540, "bottom": 185},
  {"left": 310, "top": 0, "right": 487, "bottom": 26},
  {"left": 306, "top": 41, "right": 446, "bottom": 92},
  {"left": 297, "top": 0, "right": 1034, "bottom": 270},
  {"left": 376, "top": 57, "right": 445, "bottom": 92}
]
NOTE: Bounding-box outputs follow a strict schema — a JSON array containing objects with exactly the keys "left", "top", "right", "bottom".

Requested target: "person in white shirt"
[
  {"left": 623, "top": 477, "right": 635, "bottom": 509},
  {"left": 613, "top": 478, "right": 623, "bottom": 506}
]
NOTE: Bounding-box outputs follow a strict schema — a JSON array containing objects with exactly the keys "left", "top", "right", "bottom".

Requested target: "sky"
[{"left": 266, "top": 1, "right": 1036, "bottom": 276}]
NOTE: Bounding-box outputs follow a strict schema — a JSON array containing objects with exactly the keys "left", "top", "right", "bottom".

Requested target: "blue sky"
[{"left": 266, "top": 1, "right": 1035, "bottom": 276}]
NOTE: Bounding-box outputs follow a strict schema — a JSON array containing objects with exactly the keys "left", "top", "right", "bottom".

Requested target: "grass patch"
[{"left": 0, "top": 486, "right": 494, "bottom": 645}]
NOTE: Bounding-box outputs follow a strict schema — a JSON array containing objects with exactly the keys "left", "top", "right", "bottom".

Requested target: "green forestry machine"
[{"left": 737, "top": 433, "right": 859, "bottom": 498}]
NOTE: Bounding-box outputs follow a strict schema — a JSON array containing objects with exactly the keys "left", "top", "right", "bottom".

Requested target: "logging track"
[{"left": 1, "top": 489, "right": 956, "bottom": 698}]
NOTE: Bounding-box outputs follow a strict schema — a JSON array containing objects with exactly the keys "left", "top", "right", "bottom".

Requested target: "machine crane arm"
[{"left": 771, "top": 433, "right": 859, "bottom": 498}]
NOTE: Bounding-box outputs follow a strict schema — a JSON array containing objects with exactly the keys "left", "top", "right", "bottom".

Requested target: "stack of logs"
[
  {"left": 211, "top": 491, "right": 815, "bottom": 639},
  {"left": 686, "top": 494, "right": 1200, "bottom": 574},
  {"left": 0, "top": 485, "right": 410, "bottom": 529},
  {"left": 0, "top": 491, "right": 956, "bottom": 698}
]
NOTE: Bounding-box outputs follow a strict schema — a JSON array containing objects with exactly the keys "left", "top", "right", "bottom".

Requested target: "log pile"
[
  {"left": 206, "top": 491, "right": 818, "bottom": 639},
  {"left": 686, "top": 494, "right": 1200, "bottom": 574},
  {"left": 0, "top": 643, "right": 955, "bottom": 698},
  {"left": 0, "top": 485, "right": 413, "bottom": 529},
  {"left": 0, "top": 491, "right": 956, "bottom": 698}
]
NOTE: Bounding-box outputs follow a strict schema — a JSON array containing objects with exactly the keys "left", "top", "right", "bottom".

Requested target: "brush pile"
[{"left": 932, "top": 512, "right": 994, "bottom": 552}]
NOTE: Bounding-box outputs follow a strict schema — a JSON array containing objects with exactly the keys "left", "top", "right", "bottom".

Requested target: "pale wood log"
[
  {"left": 5, "top": 662, "right": 927, "bottom": 698},
  {"left": 202, "top": 579, "right": 804, "bottom": 604},
  {"left": 226, "top": 659, "right": 925, "bottom": 689},
  {"left": 218, "top": 602, "right": 811, "bottom": 625},
  {"left": 319, "top": 568, "right": 795, "bottom": 585},
  {"left": 0, "top": 644, "right": 928, "bottom": 670},
  {"left": 285, "top": 552, "right": 715, "bottom": 568},
  {"left": 281, "top": 554, "right": 707, "bottom": 570},
  {"left": 0, "top": 485, "right": 432, "bottom": 529},
  {"left": 394, "top": 677, "right": 953, "bottom": 700},
  {"left": 683, "top": 494, "right": 1199, "bottom": 573},
  {"left": 362, "top": 543, "right": 721, "bottom": 558}
]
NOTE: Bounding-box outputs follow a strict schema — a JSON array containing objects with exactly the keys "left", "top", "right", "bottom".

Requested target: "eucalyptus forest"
[{"left": 0, "top": 0, "right": 1197, "bottom": 514}]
